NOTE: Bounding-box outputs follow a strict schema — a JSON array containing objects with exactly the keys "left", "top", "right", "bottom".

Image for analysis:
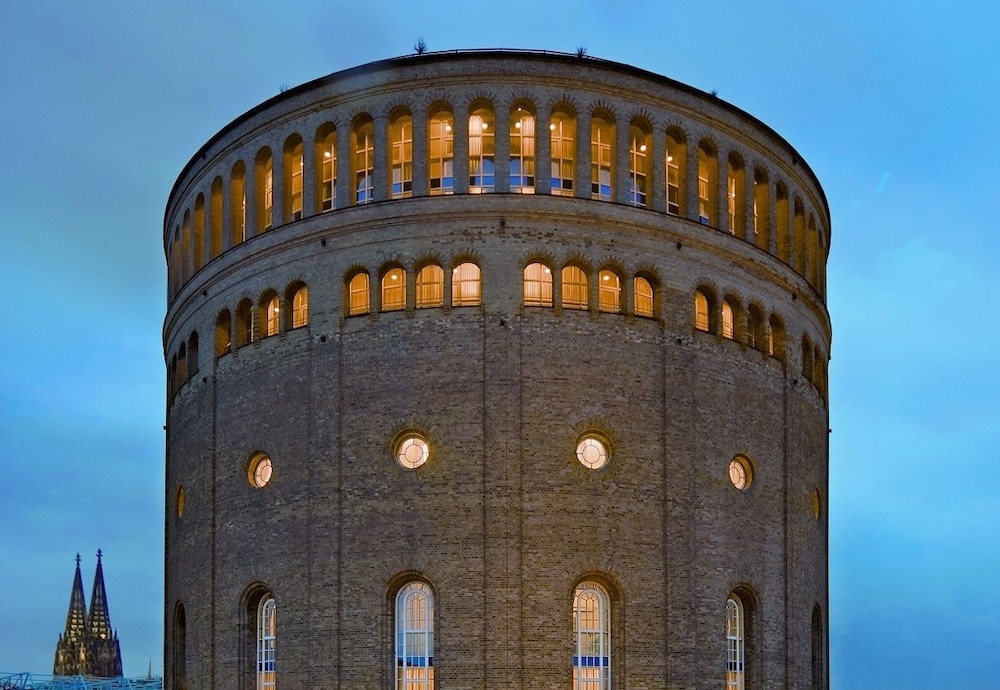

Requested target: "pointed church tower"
[
  {"left": 86, "top": 549, "right": 123, "bottom": 677},
  {"left": 53, "top": 554, "right": 89, "bottom": 675}
]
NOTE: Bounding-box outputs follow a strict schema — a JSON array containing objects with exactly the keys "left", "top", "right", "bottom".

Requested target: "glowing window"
[
  {"left": 382, "top": 268, "right": 406, "bottom": 312},
  {"left": 469, "top": 108, "right": 495, "bottom": 193},
  {"left": 390, "top": 115, "right": 413, "bottom": 199},
  {"left": 176, "top": 486, "right": 185, "bottom": 518},
  {"left": 562, "top": 266, "right": 589, "bottom": 310},
  {"left": 248, "top": 454, "right": 273, "bottom": 489},
  {"left": 598, "top": 270, "right": 621, "bottom": 313},
  {"left": 289, "top": 141, "right": 303, "bottom": 221},
  {"left": 262, "top": 155, "right": 273, "bottom": 230},
  {"left": 264, "top": 295, "right": 280, "bottom": 337},
  {"left": 396, "top": 434, "right": 430, "bottom": 470},
  {"left": 694, "top": 290, "right": 710, "bottom": 332},
  {"left": 634, "top": 277, "right": 653, "bottom": 317},
  {"left": 726, "top": 597, "right": 745, "bottom": 690},
  {"left": 698, "top": 142, "right": 715, "bottom": 225},
  {"left": 550, "top": 112, "right": 575, "bottom": 196},
  {"left": 320, "top": 128, "right": 337, "bottom": 211},
  {"left": 416, "top": 265, "right": 445, "bottom": 308},
  {"left": 728, "top": 456, "right": 753, "bottom": 491},
  {"left": 666, "top": 132, "right": 682, "bottom": 215},
  {"left": 452, "top": 263, "right": 481, "bottom": 306},
  {"left": 354, "top": 121, "right": 374, "bottom": 204},
  {"left": 428, "top": 112, "right": 454, "bottom": 195},
  {"left": 348, "top": 272, "right": 370, "bottom": 316},
  {"left": 509, "top": 106, "right": 535, "bottom": 193},
  {"left": 628, "top": 126, "right": 649, "bottom": 207},
  {"left": 257, "top": 597, "right": 276, "bottom": 690},
  {"left": 291, "top": 287, "right": 308, "bottom": 329},
  {"left": 722, "top": 301, "right": 735, "bottom": 340},
  {"left": 523, "top": 263, "right": 553, "bottom": 307},
  {"left": 590, "top": 117, "right": 613, "bottom": 201},
  {"left": 575, "top": 435, "right": 609, "bottom": 470},
  {"left": 812, "top": 488, "right": 822, "bottom": 519},
  {"left": 573, "top": 582, "right": 610, "bottom": 690},
  {"left": 396, "top": 582, "right": 434, "bottom": 690}
]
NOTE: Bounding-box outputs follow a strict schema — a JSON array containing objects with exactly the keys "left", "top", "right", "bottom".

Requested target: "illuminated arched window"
[
  {"left": 452, "top": 262, "right": 481, "bottom": 306},
  {"left": 354, "top": 119, "right": 375, "bottom": 204},
  {"left": 562, "top": 266, "right": 589, "bottom": 310},
  {"left": 317, "top": 124, "right": 337, "bottom": 211},
  {"left": 469, "top": 107, "right": 495, "bottom": 193},
  {"left": 290, "top": 286, "right": 309, "bottom": 329},
  {"left": 382, "top": 268, "right": 406, "bottom": 312},
  {"left": 416, "top": 265, "right": 445, "bottom": 308},
  {"left": 694, "top": 289, "right": 711, "bottom": 332},
  {"left": 428, "top": 111, "right": 454, "bottom": 195},
  {"left": 210, "top": 176, "right": 223, "bottom": 259},
  {"left": 726, "top": 596, "right": 744, "bottom": 690},
  {"left": 753, "top": 167, "right": 769, "bottom": 248},
  {"left": 194, "top": 194, "right": 205, "bottom": 271},
  {"left": 261, "top": 292, "right": 280, "bottom": 337},
  {"left": 722, "top": 298, "right": 736, "bottom": 340},
  {"left": 628, "top": 124, "right": 650, "bottom": 207},
  {"left": 697, "top": 140, "right": 717, "bottom": 225},
  {"left": 523, "top": 262, "right": 553, "bottom": 307},
  {"left": 255, "top": 148, "right": 273, "bottom": 232},
  {"left": 230, "top": 160, "right": 246, "bottom": 245},
  {"left": 747, "top": 304, "right": 764, "bottom": 351},
  {"left": 768, "top": 314, "right": 785, "bottom": 360},
  {"left": 634, "top": 276, "right": 654, "bottom": 317},
  {"left": 550, "top": 111, "right": 575, "bottom": 196},
  {"left": 510, "top": 104, "right": 535, "bottom": 193},
  {"left": 236, "top": 298, "right": 254, "bottom": 346},
  {"left": 590, "top": 116, "right": 614, "bottom": 201},
  {"left": 665, "top": 128, "right": 686, "bottom": 215},
  {"left": 573, "top": 582, "right": 610, "bottom": 690},
  {"left": 284, "top": 136, "right": 304, "bottom": 222},
  {"left": 598, "top": 270, "right": 622, "bottom": 313},
  {"left": 390, "top": 114, "right": 413, "bottom": 199},
  {"left": 348, "top": 272, "right": 370, "bottom": 316},
  {"left": 395, "top": 582, "right": 434, "bottom": 690},
  {"left": 727, "top": 153, "right": 745, "bottom": 236},
  {"left": 257, "top": 597, "right": 276, "bottom": 690},
  {"left": 215, "top": 309, "right": 232, "bottom": 356}
]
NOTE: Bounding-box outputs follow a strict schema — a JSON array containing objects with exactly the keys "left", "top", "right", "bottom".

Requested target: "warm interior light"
[
  {"left": 481, "top": 122, "right": 489, "bottom": 130},
  {"left": 602, "top": 274, "right": 610, "bottom": 281},
  {"left": 515, "top": 121, "right": 521, "bottom": 129},
  {"left": 640, "top": 144, "right": 647, "bottom": 152},
  {"left": 324, "top": 151, "right": 332, "bottom": 158},
  {"left": 666, "top": 155, "right": 673, "bottom": 162},
  {"left": 550, "top": 123, "right": 556, "bottom": 131}
]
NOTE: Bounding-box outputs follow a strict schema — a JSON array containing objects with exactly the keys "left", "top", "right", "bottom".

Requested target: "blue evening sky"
[{"left": 1, "top": 2, "right": 997, "bottom": 686}]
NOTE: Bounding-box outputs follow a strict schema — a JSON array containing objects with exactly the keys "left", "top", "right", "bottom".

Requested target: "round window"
[
  {"left": 728, "top": 456, "right": 753, "bottom": 491},
  {"left": 576, "top": 435, "right": 610, "bottom": 470},
  {"left": 396, "top": 434, "right": 430, "bottom": 470},
  {"left": 248, "top": 453, "right": 273, "bottom": 488}
]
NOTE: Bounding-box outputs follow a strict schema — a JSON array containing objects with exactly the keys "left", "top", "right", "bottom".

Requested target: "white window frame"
[
  {"left": 355, "top": 123, "right": 375, "bottom": 204},
  {"left": 257, "top": 597, "right": 276, "bottom": 690},
  {"left": 321, "top": 132, "right": 337, "bottom": 211},
  {"left": 726, "top": 597, "right": 745, "bottom": 690},
  {"left": 550, "top": 113, "right": 575, "bottom": 196},
  {"left": 628, "top": 129, "right": 648, "bottom": 207},
  {"left": 591, "top": 119, "right": 613, "bottom": 201},
  {"left": 509, "top": 108, "right": 535, "bottom": 193},
  {"left": 469, "top": 110, "right": 495, "bottom": 193},
  {"left": 396, "top": 582, "right": 434, "bottom": 690},
  {"left": 391, "top": 116, "right": 413, "bottom": 199},
  {"left": 573, "top": 582, "right": 610, "bottom": 690},
  {"left": 428, "top": 113, "right": 454, "bottom": 195}
]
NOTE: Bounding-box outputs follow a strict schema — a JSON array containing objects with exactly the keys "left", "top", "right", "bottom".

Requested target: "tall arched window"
[
  {"left": 634, "top": 276, "right": 654, "bottom": 317},
  {"left": 428, "top": 110, "right": 454, "bottom": 195},
  {"left": 726, "top": 596, "right": 745, "bottom": 690},
  {"left": 728, "top": 153, "right": 745, "bottom": 236},
  {"left": 187, "top": 331, "right": 199, "bottom": 377},
  {"left": 194, "top": 194, "right": 205, "bottom": 271},
  {"left": 811, "top": 605, "right": 824, "bottom": 690},
  {"left": 390, "top": 114, "right": 413, "bottom": 199},
  {"left": 416, "top": 265, "right": 445, "bottom": 308},
  {"left": 257, "top": 597, "right": 276, "bottom": 690},
  {"left": 260, "top": 292, "right": 280, "bottom": 337},
  {"left": 396, "top": 582, "right": 434, "bottom": 690},
  {"left": 697, "top": 141, "right": 717, "bottom": 225},
  {"left": 469, "top": 106, "right": 495, "bottom": 193},
  {"left": 694, "top": 289, "right": 712, "bottom": 332},
  {"left": 382, "top": 268, "right": 406, "bottom": 312},
  {"left": 562, "top": 266, "right": 589, "bottom": 310},
  {"left": 452, "top": 262, "right": 481, "bottom": 306},
  {"left": 317, "top": 124, "right": 337, "bottom": 211},
  {"left": 255, "top": 148, "right": 273, "bottom": 232},
  {"left": 590, "top": 116, "right": 614, "bottom": 201},
  {"left": 348, "top": 272, "right": 370, "bottom": 316},
  {"left": 747, "top": 304, "right": 764, "bottom": 351},
  {"left": 628, "top": 124, "right": 650, "bottom": 207},
  {"left": 768, "top": 314, "right": 785, "bottom": 360},
  {"left": 236, "top": 299, "right": 254, "bottom": 346},
  {"left": 573, "top": 582, "right": 610, "bottom": 690},
  {"left": 598, "top": 270, "right": 622, "bottom": 313},
  {"left": 230, "top": 160, "right": 246, "bottom": 245},
  {"left": 354, "top": 119, "right": 375, "bottom": 204},
  {"left": 510, "top": 104, "right": 535, "bottom": 193},
  {"left": 215, "top": 309, "right": 232, "bottom": 356},
  {"left": 284, "top": 136, "right": 304, "bottom": 222},
  {"left": 210, "top": 176, "right": 223, "bottom": 259},
  {"left": 172, "top": 603, "right": 186, "bottom": 690},
  {"left": 523, "top": 262, "right": 553, "bottom": 307},
  {"left": 753, "top": 167, "right": 769, "bottom": 249},
  {"left": 290, "top": 285, "right": 309, "bottom": 329},
  {"left": 722, "top": 297, "right": 737, "bottom": 340},
  {"left": 550, "top": 110, "right": 575, "bottom": 196},
  {"left": 665, "top": 128, "right": 686, "bottom": 215}
]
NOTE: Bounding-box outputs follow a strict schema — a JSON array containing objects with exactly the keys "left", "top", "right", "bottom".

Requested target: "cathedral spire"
[
  {"left": 88, "top": 549, "right": 113, "bottom": 641},
  {"left": 53, "top": 553, "right": 89, "bottom": 675}
]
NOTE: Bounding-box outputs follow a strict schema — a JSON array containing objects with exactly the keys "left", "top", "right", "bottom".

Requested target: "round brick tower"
[{"left": 163, "top": 50, "right": 830, "bottom": 690}]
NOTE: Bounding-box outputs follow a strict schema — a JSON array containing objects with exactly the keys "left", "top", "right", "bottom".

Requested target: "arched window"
[
  {"left": 396, "top": 582, "right": 434, "bottom": 690},
  {"left": 172, "top": 603, "right": 186, "bottom": 690},
  {"left": 261, "top": 292, "right": 280, "bottom": 337},
  {"left": 382, "top": 268, "right": 406, "bottom": 312},
  {"left": 698, "top": 141, "right": 717, "bottom": 225},
  {"left": 776, "top": 183, "right": 790, "bottom": 263},
  {"left": 523, "top": 262, "right": 553, "bottom": 307},
  {"left": 348, "top": 272, "right": 370, "bottom": 316},
  {"left": 550, "top": 110, "right": 575, "bottom": 196},
  {"left": 747, "top": 305, "right": 765, "bottom": 351},
  {"left": 390, "top": 113, "right": 413, "bottom": 199},
  {"left": 598, "top": 270, "right": 622, "bottom": 313},
  {"left": 590, "top": 116, "right": 614, "bottom": 201},
  {"left": 230, "top": 160, "right": 247, "bottom": 245},
  {"left": 284, "top": 135, "right": 304, "bottom": 222},
  {"left": 722, "top": 296, "right": 739, "bottom": 341},
  {"left": 257, "top": 597, "right": 276, "bottom": 690},
  {"left": 354, "top": 119, "right": 375, "bottom": 204},
  {"left": 794, "top": 198, "right": 806, "bottom": 274},
  {"left": 573, "top": 582, "right": 610, "bottom": 690},
  {"left": 181, "top": 211, "right": 191, "bottom": 284},
  {"left": 236, "top": 299, "right": 254, "bottom": 347},
  {"left": 177, "top": 342, "right": 187, "bottom": 385},
  {"left": 510, "top": 104, "right": 535, "bottom": 193},
  {"left": 802, "top": 334, "right": 814, "bottom": 379},
  {"left": 188, "top": 331, "right": 199, "bottom": 377},
  {"left": 215, "top": 309, "right": 232, "bottom": 356},
  {"left": 452, "top": 262, "right": 481, "bottom": 306},
  {"left": 628, "top": 124, "right": 650, "bottom": 207},
  {"left": 290, "top": 285, "right": 309, "bottom": 329},
  {"left": 255, "top": 148, "right": 273, "bottom": 232},
  {"left": 562, "top": 266, "right": 589, "bottom": 310},
  {"left": 317, "top": 124, "right": 337, "bottom": 212},
  {"left": 194, "top": 194, "right": 205, "bottom": 272},
  {"left": 416, "top": 265, "right": 445, "bottom": 308},
  {"left": 665, "top": 127, "right": 686, "bottom": 215},
  {"left": 634, "top": 276, "right": 654, "bottom": 317},
  {"left": 753, "top": 167, "right": 769, "bottom": 248},
  {"left": 428, "top": 110, "right": 454, "bottom": 195},
  {"left": 210, "top": 176, "right": 223, "bottom": 259},
  {"left": 726, "top": 596, "right": 745, "bottom": 690},
  {"left": 694, "top": 289, "right": 712, "bottom": 332},
  {"left": 469, "top": 106, "right": 495, "bottom": 193},
  {"left": 728, "top": 153, "right": 745, "bottom": 236},
  {"left": 811, "top": 606, "right": 824, "bottom": 690},
  {"left": 768, "top": 314, "right": 785, "bottom": 360}
]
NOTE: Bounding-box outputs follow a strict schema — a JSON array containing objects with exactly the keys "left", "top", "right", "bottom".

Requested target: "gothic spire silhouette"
[{"left": 53, "top": 550, "right": 123, "bottom": 677}]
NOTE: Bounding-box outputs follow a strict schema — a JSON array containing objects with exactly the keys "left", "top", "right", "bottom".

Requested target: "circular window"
[
  {"left": 176, "top": 486, "right": 185, "bottom": 518},
  {"left": 248, "top": 453, "right": 273, "bottom": 488},
  {"left": 576, "top": 435, "right": 610, "bottom": 470},
  {"left": 728, "top": 456, "right": 753, "bottom": 491},
  {"left": 396, "top": 434, "right": 430, "bottom": 470}
]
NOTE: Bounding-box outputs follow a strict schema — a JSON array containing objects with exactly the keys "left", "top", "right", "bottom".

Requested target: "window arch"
[
  {"left": 181, "top": 211, "right": 191, "bottom": 285},
  {"left": 727, "top": 153, "right": 745, "bottom": 236},
  {"left": 768, "top": 314, "right": 785, "bottom": 360},
  {"left": 753, "top": 167, "right": 769, "bottom": 249},
  {"left": 573, "top": 582, "right": 610, "bottom": 690},
  {"left": 811, "top": 605, "right": 824, "bottom": 690},
  {"left": 562, "top": 265, "right": 589, "bottom": 310},
  {"left": 187, "top": 331, "right": 199, "bottom": 377},
  {"left": 395, "top": 582, "right": 434, "bottom": 690},
  {"left": 235, "top": 299, "right": 254, "bottom": 347},
  {"left": 722, "top": 295, "right": 740, "bottom": 341},
  {"left": 257, "top": 596, "right": 276, "bottom": 690},
  {"left": 598, "top": 269, "right": 622, "bottom": 313},
  {"left": 215, "top": 309, "right": 232, "bottom": 356},
  {"left": 550, "top": 109, "right": 576, "bottom": 196},
  {"left": 665, "top": 127, "right": 686, "bottom": 215},
  {"left": 347, "top": 271, "right": 371, "bottom": 316},
  {"left": 283, "top": 135, "right": 304, "bottom": 222},
  {"left": 177, "top": 342, "right": 187, "bottom": 387},
  {"left": 210, "top": 176, "right": 223, "bottom": 259},
  {"left": 694, "top": 287, "right": 715, "bottom": 333},
  {"left": 634, "top": 276, "right": 654, "bottom": 317},
  {"left": 353, "top": 117, "right": 375, "bottom": 205},
  {"left": 628, "top": 123, "right": 650, "bottom": 207},
  {"left": 523, "top": 262, "right": 553, "bottom": 307},
  {"left": 172, "top": 602, "right": 186, "bottom": 690},
  {"left": 794, "top": 198, "right": 806, "bottom": 274},
  {"left": 590, "top": 115, "right": 614, "bottom": 201},
  {"left": 776, "top": 182, "right": 790, "bottom": 262},
  {"left": 194, "top": 194, "right": 205, "bottom": 272},
  {"left": 316, "top": 123, "right": 337, "bottom": 212},
  {"left": 697, "top": 140, "right": 717, "bottom": 225},
  {"left": 260, "top": 291, "right": 280, "bottom": 337},
  {"left": 469, "top": 105, "right": 495, "bottom": 193},
  {"left": 381, "top": 267, "right": 406, "bottom": 312},
  {"left": 288, "top": 284, "right": 308, "bottom": 329},
  {"left": 416, "top": 264, "right": 445, "bottom": 308},
  {"left": 452, "top": 262, "right": 481, "bottom": 306},
  {"left": 428, "top": 108, "right": 454, "bottom": 195},
  {"left": 726, "top": 596, "right": 745, "bottom": 690},
  {"left": 390, "top": 112, "right": 414, "bottom": 199},
  {"left": 255, "top": 147, "right": 273, "bottom": 232},
  {"left": 747, "top": 304, "right": 765, "bottom": 351},
  {"left": 802, "top": 334, "right": 814, "bottom": 379},
  {"left": 510, "top": 102, "right": 535, "bottom": 193},
  {"left": 230, "top": 160, "right": 247, "bottom": 245}
]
